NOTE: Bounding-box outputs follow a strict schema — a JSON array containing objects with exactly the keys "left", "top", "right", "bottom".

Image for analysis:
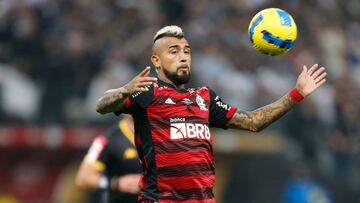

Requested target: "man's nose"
[{"left": 180, "top": 52, "right": 189, "bottom": 62}]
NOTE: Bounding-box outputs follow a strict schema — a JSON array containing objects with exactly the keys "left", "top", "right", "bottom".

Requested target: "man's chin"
[
  {"left": 178, "top": 72, "right": 189, "bottom": 78},
  {"left": 163, "top": 68, "right": 190, "bottom": 85},
  {"left": 176, "top": 74, "right": 190, "bottom": 85}
]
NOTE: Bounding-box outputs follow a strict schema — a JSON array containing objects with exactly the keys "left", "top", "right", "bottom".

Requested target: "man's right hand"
[
  {"left": 96, "top": 66, "right": 157, "bottom": 114},
  {"left": 121, "top": 66, "right": 157, "bottom": 95}
]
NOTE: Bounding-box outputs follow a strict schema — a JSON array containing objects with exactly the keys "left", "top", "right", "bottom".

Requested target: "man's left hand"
[{"left": 296, "top": 64, "right": 327, "bottom": 97}]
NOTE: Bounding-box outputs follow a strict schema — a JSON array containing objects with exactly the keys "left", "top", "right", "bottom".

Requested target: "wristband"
[
  {"left": 98, "top": 175, "right": 109, "bottom": 190},
  {"left": 288, "top": 87, "right": 304, "bottom": 103}
]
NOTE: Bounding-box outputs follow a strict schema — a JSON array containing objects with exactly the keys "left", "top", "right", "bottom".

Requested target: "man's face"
[{"left": 152, "top": 37, "right": 191, "bottom": 86}]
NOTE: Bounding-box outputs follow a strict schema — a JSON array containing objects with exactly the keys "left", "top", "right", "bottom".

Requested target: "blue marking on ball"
[
  {"left": 261, "top": 30, "right": 294, "bottom": 49},
  {"left": 249, "top": 14, "right": 264, "bottom": 43},
  {"left": 276, "top": 9, "right": 292, "bottom": 27}
]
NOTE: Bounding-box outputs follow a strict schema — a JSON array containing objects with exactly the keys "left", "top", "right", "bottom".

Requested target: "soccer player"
[
  {"left": 75, "top": 116, "right": 142, "bottom": 203},
  {"left": 95, "top": 25, "right": 327, "bottom": 203}
]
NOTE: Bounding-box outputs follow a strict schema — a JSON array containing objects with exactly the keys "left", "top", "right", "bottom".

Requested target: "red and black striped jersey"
[{"left": 117, "top": 80, "right": 236, "bottom": 203}]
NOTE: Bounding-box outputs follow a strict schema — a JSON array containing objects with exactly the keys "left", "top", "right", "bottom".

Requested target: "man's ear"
[{"left": 151, "top": 55, "right": 160, "bottom": 72}]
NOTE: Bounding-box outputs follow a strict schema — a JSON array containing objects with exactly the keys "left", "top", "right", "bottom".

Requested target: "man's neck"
[{"left": 158, "top": 76, "right": 185, "bottom": 89}]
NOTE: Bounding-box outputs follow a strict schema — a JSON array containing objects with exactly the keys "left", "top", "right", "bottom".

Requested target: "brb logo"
[{"left": 170, "top": 121, "right": 211, "bottom": 140}]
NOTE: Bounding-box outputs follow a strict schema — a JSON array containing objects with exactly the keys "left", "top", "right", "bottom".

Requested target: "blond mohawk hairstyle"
[{"left": 153, "top": 25, "right": 185, "bottom": 43}]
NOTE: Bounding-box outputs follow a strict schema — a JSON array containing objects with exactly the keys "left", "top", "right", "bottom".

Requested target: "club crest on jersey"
[{"left": 196, "top": 95, "right": 208, "bottom": 111}]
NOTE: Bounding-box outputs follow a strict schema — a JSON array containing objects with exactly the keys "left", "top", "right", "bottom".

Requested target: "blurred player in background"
[
  {"left": 282, "top": 162, "right": 333, "bottom": 203},
  {"left": 95, "top": 25, "right": 327, "bottom": 202},
  {"left": 75, "top": 115, "right": 141, "bottom": 203}
]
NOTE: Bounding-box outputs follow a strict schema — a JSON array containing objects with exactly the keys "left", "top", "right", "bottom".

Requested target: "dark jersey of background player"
[
  {"left": 116, "top": 79, "right": 236, "bottom": 202},
  {"left": 83, "top": 119, "right": 142, "bottom": 203}
]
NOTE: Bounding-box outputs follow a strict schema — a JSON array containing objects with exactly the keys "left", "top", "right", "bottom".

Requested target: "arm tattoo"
[
  {"left": 96, "top": 88, "right": 128, "bottom": 115},
  {"left": 228, "top": 95, "right": 296, "bottom": 132}
]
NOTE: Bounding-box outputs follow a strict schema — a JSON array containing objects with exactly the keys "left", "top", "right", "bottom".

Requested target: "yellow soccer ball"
[{"left": 248, "top": 8, "right": 297, "bottom": 56}]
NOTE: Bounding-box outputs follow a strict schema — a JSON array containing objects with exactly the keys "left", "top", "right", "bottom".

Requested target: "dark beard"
[{"left": 163, "top": 68, "right": 190, "bottom": 86}]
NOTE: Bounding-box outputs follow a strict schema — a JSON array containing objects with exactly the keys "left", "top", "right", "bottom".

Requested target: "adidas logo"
[{"left": 165, "top": 98, "right": 176, "bottom": 104}]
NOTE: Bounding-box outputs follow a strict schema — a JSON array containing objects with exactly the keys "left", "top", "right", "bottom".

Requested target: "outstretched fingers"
[
  {"left": 314, "top": 72, "right": 327, "bottom": 84},
  {"left": 125, "top": 66, "right": 157, "bottom": 94},
  {"left": 138, "top": 76, "right": 157, "bottom": 83},
  {"left": 311, "top": 66, "right": 326, "bottom": 79},
  {"left": 296, "top": 64, "right": 327, "bottom": 97},
  {"left": 137, "top": 67, "right": 157, "bottom": 83},
  {"left": 133, "top": 77, "right": 155, "bottom": 92},
  {"left": 302, "top": 65, "right": 308, "bottom": 74},
  {"left": 139, "top": 81, "right": 154, "bottom": 85},
  {"left": 316, "top": 79, "right": 326, "bottom": 87},
  {"left": 138, "top": 66, "right": 151, "bottom": 77},
  {"left": 307, "top": 64, "right": 318, "bottom": 76},
  {"left": 135, "top": 67, "right": 157, "bottom": 89},
  {"left": 134, "top": 86, "right": 149, "bottom": 92}
]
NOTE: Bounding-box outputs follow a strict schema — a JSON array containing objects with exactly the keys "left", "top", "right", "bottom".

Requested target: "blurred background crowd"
[{"left": 0, "top": 0, "right": 359, "bottom": 202}]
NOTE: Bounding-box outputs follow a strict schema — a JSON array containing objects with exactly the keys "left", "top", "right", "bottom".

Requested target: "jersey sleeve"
[
  {"left": 114, "top": 85, "right": 154, "bottom": 115},
  {"left": 84, "top": 135, "right": 110, "bottom": 172},
  {"left": 209, "top": 89, "right": 237, "bottom": 129}
]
